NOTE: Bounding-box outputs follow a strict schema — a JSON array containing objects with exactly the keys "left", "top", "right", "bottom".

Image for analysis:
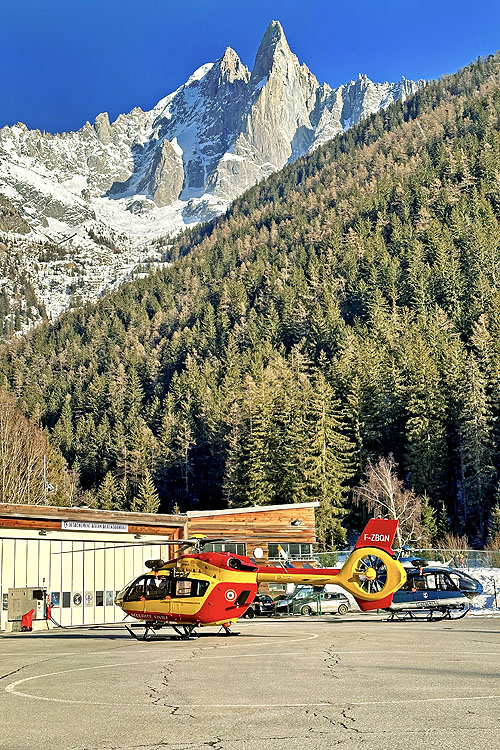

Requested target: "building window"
[
  {"left": 205, "top": 543, "right": 246, "bottom": 556},
  {"left": 268, "top": 543, "right": 313, "bottom": 559}
]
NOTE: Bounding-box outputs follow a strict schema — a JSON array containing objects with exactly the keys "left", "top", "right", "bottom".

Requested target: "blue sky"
[{"left": 3, "top": 0, "right": 500, "bottom": 133}]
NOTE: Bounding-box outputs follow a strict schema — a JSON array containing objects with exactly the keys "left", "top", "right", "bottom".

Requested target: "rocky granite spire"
[
  {"left": 218, "top": 47, "right": 250, "bottom": 84},
  {"left": 0, "top": 22, "right": 424, "bottom": 326},
  {"left": 250, "top": 20, "right": 294, "bottom": 83}
]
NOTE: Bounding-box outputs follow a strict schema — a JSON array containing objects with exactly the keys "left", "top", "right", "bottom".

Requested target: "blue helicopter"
[{"left": 384, "top": 558, "right": 483, "bottom": 621}]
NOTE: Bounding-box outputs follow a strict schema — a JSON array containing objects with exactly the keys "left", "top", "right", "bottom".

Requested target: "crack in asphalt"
[
  {"left": 75, "top": 722, "right": 500, "bottom": 750},
  {"left": 148, "top": 666, "right": 173, "bottom": 706},
  {"left": 163, "top": 703, "right": 196, "bottom": 719},
  {"left": 323, "top": 645, "right": 341, "bottom": 678},
  {"left": 76, "top": 733, "right": 356, "bottom": 750},
  {"left": 339, "top": 707, "right": 362, "bottom": 734},
  {"left": 0, "top": 663, "right": 31, "bottom": 681},
  {"left": 304, "top": 703, "right": 365, "bottom": 744},
  {"left": 0, "top": 654, "right": 60, "bottom": 681}
]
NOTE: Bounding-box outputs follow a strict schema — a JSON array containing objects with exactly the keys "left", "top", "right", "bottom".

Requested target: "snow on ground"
[{"left": 467, "top": 566, "right": 500, "bottom": 614}]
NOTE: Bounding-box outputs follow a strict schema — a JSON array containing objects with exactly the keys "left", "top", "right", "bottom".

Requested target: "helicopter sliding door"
[
  {"left": 411, "top": 572, "right": 460, "bottom": 608},
  {"left": 169, "top": 578, "right": 210, "bottom": 618},
  {"left": 142, "top": 575, "right": 173, "bottom": 619},
  {"left": 139, "top": 575, "right": 210, "bottom": 620}
]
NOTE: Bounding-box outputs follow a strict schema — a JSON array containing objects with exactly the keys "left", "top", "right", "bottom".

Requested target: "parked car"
[
  {"left": 274, "top": 586, "right": 349, "bottom": 616},
  {"left": 243, "top": 594, "right": 275, "bottom": 618},
  {"left": 298, "top": 592, "right": 350, "bottom": 616}
]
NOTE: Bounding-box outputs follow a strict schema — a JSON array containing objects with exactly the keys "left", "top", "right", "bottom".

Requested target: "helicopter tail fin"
[
  {"left": 348, "top": 519, "right": 401, "bottom": 611},
  {"left": 353, "top": 518, "right": 398, "bottom": 556}
]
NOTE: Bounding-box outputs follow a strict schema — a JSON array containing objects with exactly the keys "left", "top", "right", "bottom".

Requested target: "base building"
[{"left": 0, "top": 501, "right": 318, "bottom": 630}]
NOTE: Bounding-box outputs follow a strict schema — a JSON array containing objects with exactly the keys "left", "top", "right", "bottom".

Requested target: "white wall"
[{"left": 0, "top": 528, "right": 171, "bottom": 630}]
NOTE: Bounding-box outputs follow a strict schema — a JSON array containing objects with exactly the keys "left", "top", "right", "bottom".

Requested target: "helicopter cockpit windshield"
[{"left": 117, "top": 574, "right": 209, "bottom": 604}]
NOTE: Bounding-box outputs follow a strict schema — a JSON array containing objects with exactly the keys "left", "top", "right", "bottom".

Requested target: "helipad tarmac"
[{"left": 1, "top": 615, "right": 499, "bottom": 750}]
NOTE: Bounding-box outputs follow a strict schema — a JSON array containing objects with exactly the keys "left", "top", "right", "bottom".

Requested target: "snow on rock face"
[{"left": 0, "top": 20, "right": 424, "bottom": 327}]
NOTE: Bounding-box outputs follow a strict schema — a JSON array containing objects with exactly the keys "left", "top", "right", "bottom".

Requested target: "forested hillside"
[{"left": 3, "top": 53, "right": 500, "bottom": 546}]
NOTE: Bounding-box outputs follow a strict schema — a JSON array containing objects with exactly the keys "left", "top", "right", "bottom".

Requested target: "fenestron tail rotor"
[
  {"left": 354, "top": 554, "right": 388, "bottom": 594},
  {"left": 334, "top": 546, "right": 406, "bottom": 602}
]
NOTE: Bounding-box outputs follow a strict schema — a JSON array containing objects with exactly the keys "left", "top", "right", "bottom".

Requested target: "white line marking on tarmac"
[
  {"left": 0, "top": 629, "right": 321, "bottom": 658},
  {"left": 351, "top": 695, "right": 500, "bottom": 705},
  {"left": 5, "top": 651, "right": 326, "bottom": 706}
]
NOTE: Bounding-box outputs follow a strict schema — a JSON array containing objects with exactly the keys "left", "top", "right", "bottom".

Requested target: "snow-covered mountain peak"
[{"left": 0, "top": 21, "right": 425, "bottom": 332}]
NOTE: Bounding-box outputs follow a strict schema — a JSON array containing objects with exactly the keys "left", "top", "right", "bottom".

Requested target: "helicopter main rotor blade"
[
  {"left": 52, "top": 536, "right": 238, "bottom": 555},
  {"left": 53, "top": 540, "right": 182, "bottom": 554}
]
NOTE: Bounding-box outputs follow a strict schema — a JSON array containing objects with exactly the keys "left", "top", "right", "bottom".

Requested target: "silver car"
[{"left": 298, "top": 591, "right": 350, "bottom": 616}]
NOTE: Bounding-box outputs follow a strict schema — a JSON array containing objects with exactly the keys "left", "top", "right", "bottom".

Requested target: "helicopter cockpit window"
[
  {"left": 172, "top": 578, "right": 209, "bottom": 598},
  {"left": 144, "top": 576, "right": 170, "bottom": 600},
  {"left": 124, "top": 576, "right": 147, "bottom": 601},
  {"left": 123, "top": 575, "right": 209, "bottom": 601}
]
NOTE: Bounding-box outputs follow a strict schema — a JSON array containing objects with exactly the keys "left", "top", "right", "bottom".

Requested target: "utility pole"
[{"left": 43, "top": 455, "right": 47, "bottom": 505}]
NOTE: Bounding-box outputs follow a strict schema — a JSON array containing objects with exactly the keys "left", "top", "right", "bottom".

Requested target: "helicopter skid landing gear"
[
  {"left": 387, "top": 604, "right": 470, "bottom": 622},
  {"left": 125, "top": 623, "right": 164, "bottom": 641},
  {"left": 125, "top": 622, "right": 198, "bottom": 641},
  {"left": 218, "top": 623, "right": 240, "bottom": 637},
  {"left": 170, "top": 624, "right": 198, "bottom": 640}
]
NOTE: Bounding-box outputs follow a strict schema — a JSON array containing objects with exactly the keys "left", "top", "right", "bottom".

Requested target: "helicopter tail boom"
[
  {"left": 256, "top": 519, "right": 406, "bottom": 611},
  {"left": 255, "top": 567, "right": 340, "bottom": 585}
]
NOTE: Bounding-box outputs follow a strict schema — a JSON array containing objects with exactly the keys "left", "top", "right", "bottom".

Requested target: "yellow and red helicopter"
[{"left": 113, "top": 518, "right": 407, "bottom": 639}]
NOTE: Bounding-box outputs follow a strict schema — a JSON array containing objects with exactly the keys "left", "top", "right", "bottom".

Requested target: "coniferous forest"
[{"left": 4, "top": 54, "right": 500, "bottom": 546}]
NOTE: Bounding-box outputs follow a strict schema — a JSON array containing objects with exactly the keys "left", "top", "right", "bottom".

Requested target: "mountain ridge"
[{"left": 0, "top": 20, "right": 423, "bottom": 333}]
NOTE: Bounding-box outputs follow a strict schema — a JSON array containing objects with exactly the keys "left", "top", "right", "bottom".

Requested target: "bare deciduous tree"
[
  {"left": 0, "top": 389, "right": 69, "bottom": 505},
  {"left": 354, "top": 454, "right": 423, "bottom": 549}
]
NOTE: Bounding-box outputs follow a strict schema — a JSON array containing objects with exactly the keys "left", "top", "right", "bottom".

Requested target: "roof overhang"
[{"left": 186, "top": 502, "right": 320, "bottom": 518}]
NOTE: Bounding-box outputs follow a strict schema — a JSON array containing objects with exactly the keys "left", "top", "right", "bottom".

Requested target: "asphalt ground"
[{"left": 0, "top": 615, "right": 499, "bottom": 750}]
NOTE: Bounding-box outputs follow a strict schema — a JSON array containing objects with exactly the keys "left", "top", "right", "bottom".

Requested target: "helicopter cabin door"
[
  {"left": 169, "top": 578, "right": 209, "bottom": 618},
  {"left": 411, "top": 573, "right": 440, "bottom": 608},
  {"left": 411, "top": 572, "right": 459, "bottom": 607},
  {"left": 142, "top": 575, "right": 172, "bottom": 620}
]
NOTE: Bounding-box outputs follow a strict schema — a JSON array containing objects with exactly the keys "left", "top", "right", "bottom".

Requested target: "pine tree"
[
  {"left": 420, "top": 493, "right": 438, "bottom": 547},
  {"left": 231, "top": 362, "right": 276, "bottom": 507},
  {"left": 131, "top": 469, "right": 160, "bottom": 513},
  {"left": 96, "top": 472, "right": 123, "bottom": 510},
  {"left": 305, "top": 370, "right": 355, "bottom": 548},
  {"left": 458, "top": 353, "right": 495, "bottom": 541},
  {"left": 487, "top": 498, "right": 500, "bottom": 542},
  {"left": 52, "top": 399, "right": 74, "bottom": 458}
]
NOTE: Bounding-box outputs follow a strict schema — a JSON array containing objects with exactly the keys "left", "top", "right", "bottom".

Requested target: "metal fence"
[{"left": 307, "top": 548, "right": 500, "bottom": 570}]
